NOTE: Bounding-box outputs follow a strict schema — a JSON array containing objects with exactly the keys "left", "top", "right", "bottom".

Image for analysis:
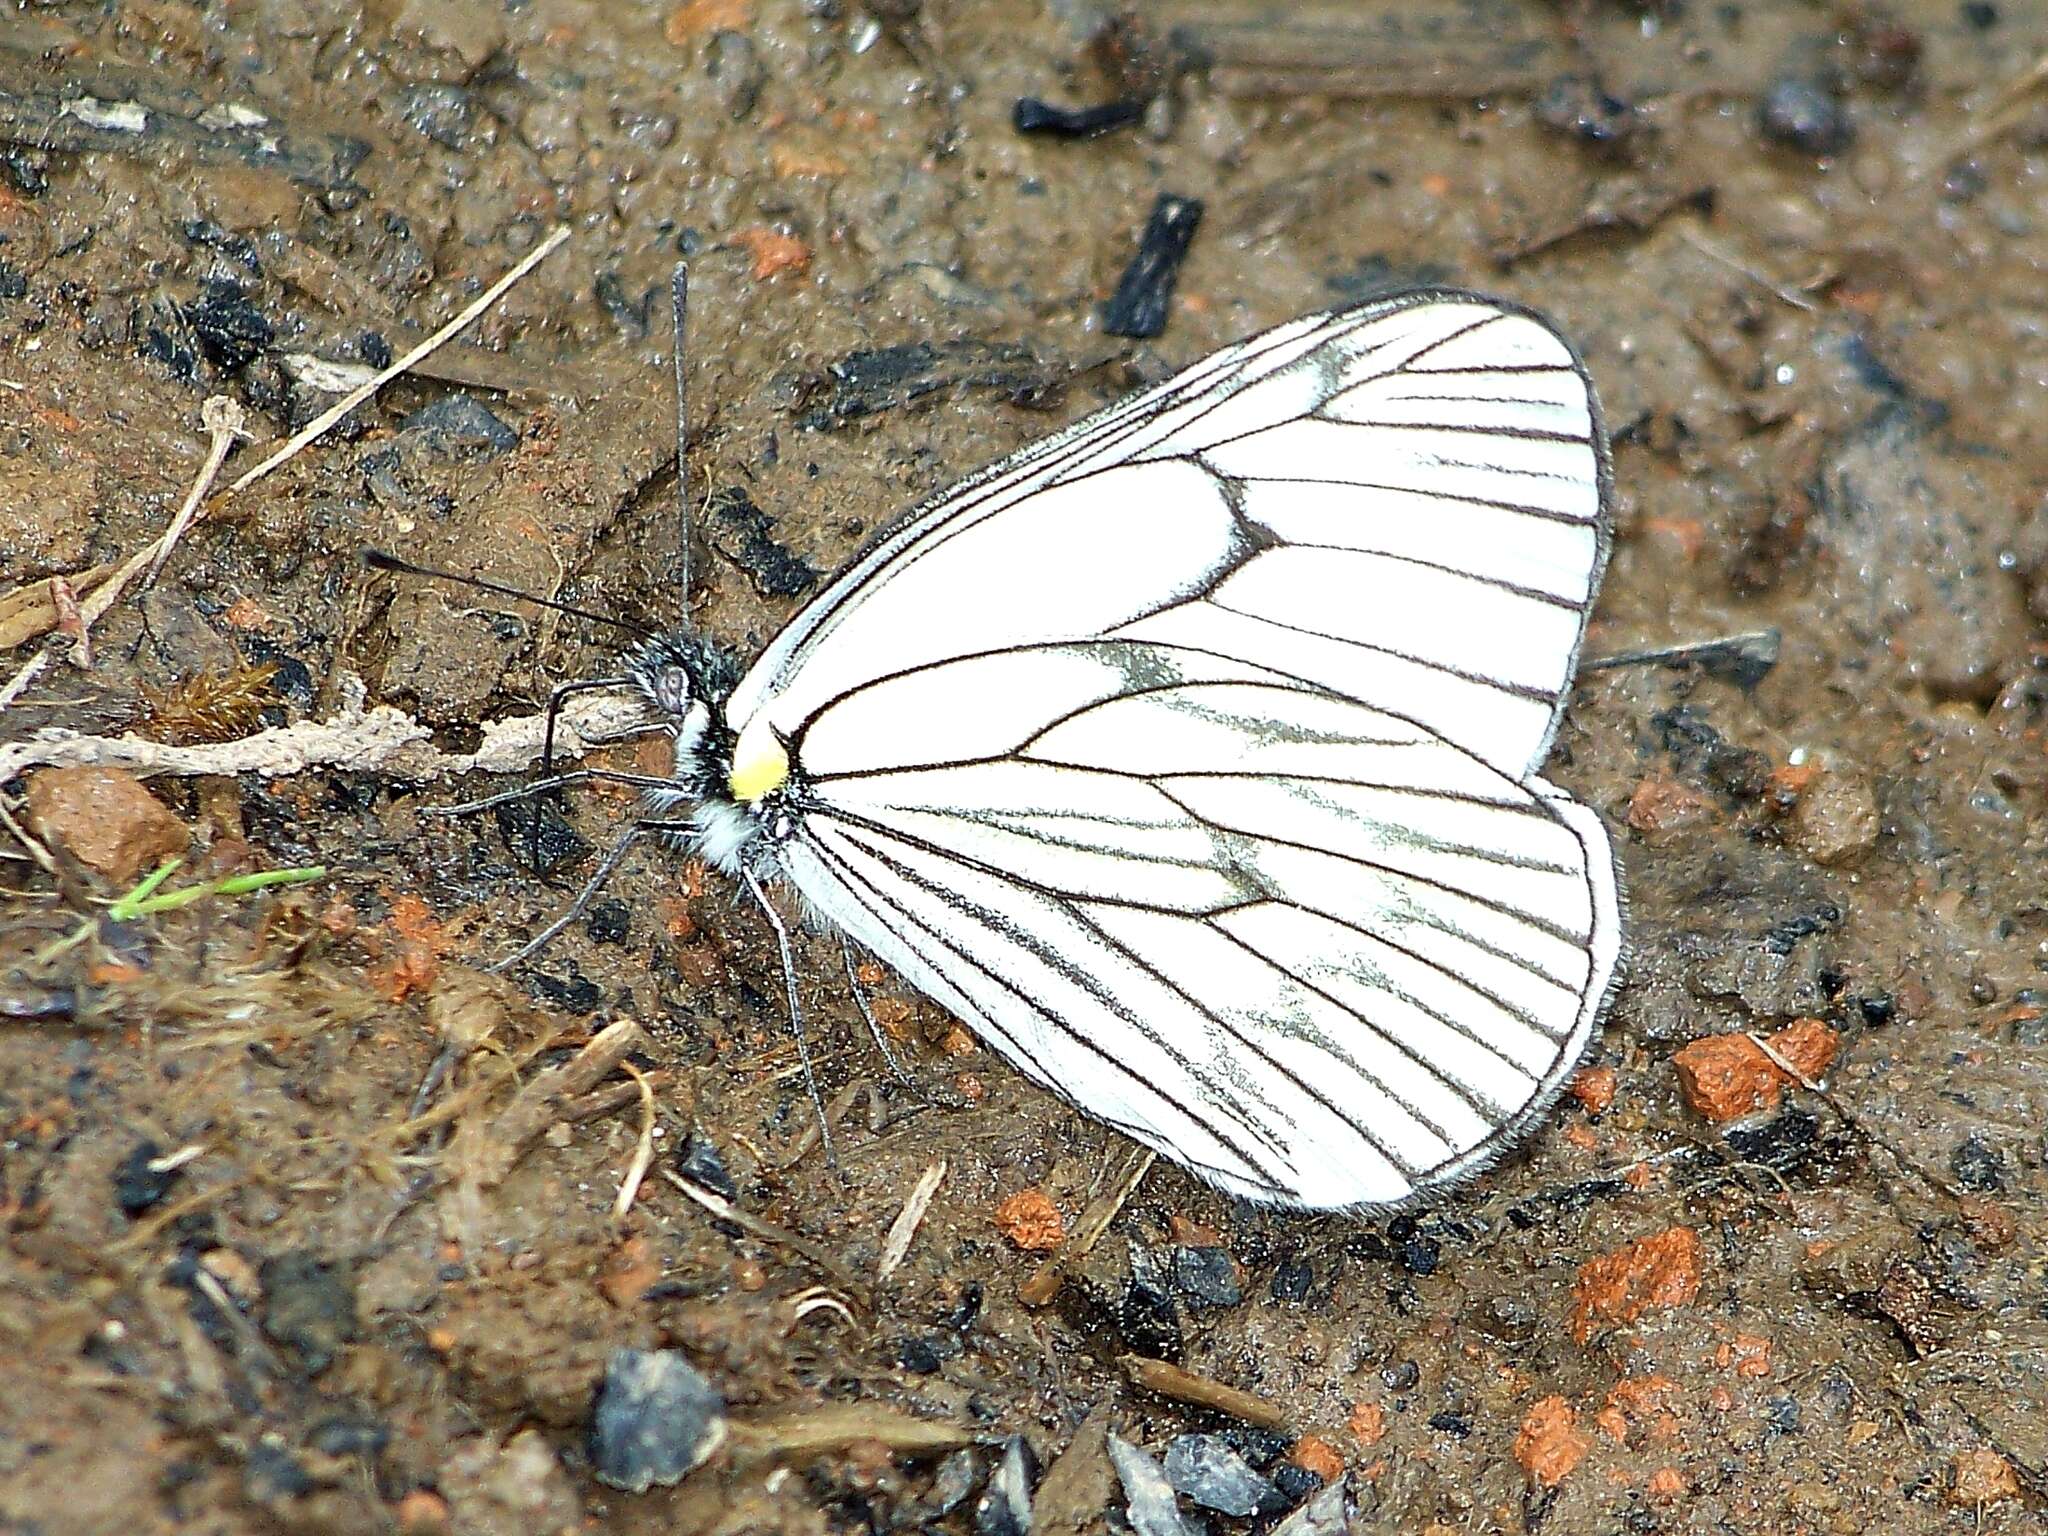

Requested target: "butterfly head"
[{"left": 627, "top": 628, "right": 741, "bottom": 800}]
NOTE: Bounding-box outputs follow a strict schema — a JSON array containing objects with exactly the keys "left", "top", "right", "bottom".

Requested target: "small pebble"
[
  {"left": 1108, "top": 1435, "right": 1198, "bottom": 1536},
  {"left": 25, "top": 766, "right": 189, "bottom": 884},
  {"left": 1535, "top": 75, "right": 1636, "bottom": 149},
  {"left": 401, "top": 84, "right": 477, "bottom": 149},
  {"left": 1950, "top": 1448, "right": 2021, "bottom": 1505},
  {"left": 1164, "top": 1434, "right": 1286, "bottom": 1517},
  {"left": 308, "top": 1416, "right": 391, "bottom": 1457},
  {"left": 707, "top": 30, "right": 765, "bottom": 120},
  {"left": 1169, "top": 1245, "right": 1242, "bottom": 1309},
  {"left": 243, "top": 1443, "right": 315, "bottom": 1503},
  {"left": 589, "top": 1349, "right": 729, "bottom": 1491},
  {"left": 1950, "top": 1134, "right": 2005, "bottom": 1193},
  {"left": 1787, "top": 769, "right": 1879, "bottom": 866},
  {"left": 928, "top": 1446, "right": 983, "bottom": 1518},
  {"left": 1758, "top": 73, "right": 1853, "bottom": 155},
  {"left": 400, "top": 393, "right": 520, "bottom": 458},
  {"left": 1269, "top": 1476, "right": 1348, "bottom": 1536},
  {"left": 972, "top": 1435, "right": 1035, "bottom": 1536},
  {"left": 260, "top": 1250, "right": 358, "bottom": 1373}
]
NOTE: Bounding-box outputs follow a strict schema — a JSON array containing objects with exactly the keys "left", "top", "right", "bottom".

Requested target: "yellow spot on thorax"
[{"left": 728, "top": 714, "right": 790, "bottom": 803}]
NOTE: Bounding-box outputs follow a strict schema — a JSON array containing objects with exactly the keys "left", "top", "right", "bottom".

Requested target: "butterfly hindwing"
[{"left": 779, "top": 642, "right": 1619, "bottom": 1209}]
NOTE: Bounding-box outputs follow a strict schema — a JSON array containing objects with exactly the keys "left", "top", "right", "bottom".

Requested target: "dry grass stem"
[
  {"left": 876, "top": 1160, "right": 947, "bottom": 1282},
  {"left": 1118, "top": 1354, "right": 1291, "bottom": 1431},
  {"left": 612, "top": 1062, "right": 658, "bottom": 1220}
]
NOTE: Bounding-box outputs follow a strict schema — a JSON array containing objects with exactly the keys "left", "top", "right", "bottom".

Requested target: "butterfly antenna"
[
  {"left": 672, "top": 263, "right": 692, "bottom": 606},
  {"left": 361, "top": 549, "right": 652, "bottom": 639}
]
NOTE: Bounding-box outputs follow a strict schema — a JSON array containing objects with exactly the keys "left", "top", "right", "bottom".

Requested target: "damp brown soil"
[{"left": 3, "top": 3, "right": 2048, "bottom": 1533}]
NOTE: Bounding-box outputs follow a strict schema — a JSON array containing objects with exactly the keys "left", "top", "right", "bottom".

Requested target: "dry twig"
[
  {"left": 464, "top": 1017, "right": 650, "bottom": 1188},
  {"left": 0, "top": 673, "right": 643, "bottom": 788}
]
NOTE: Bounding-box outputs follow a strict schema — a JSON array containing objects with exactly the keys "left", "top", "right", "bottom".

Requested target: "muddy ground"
[{"left": 3, "top": 1, "right": 2048, "bottom": 1532}]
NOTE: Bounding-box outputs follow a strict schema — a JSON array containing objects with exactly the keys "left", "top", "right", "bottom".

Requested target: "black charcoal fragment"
[
  {"left": 1121, "top": 1245, "right": 1184, "bottom": 1360},
  {"left": 114, "top": 1139, "right": 181, "bottom": 1215},
  {"left": 1169, "top": 1245, "right": 1242, "bottom": 1309},
  {"left": 585, "top": 899, "right": 630, "bottom": 945},
  {"left": 1012, "top": 96, "right": 1145, "bottom": 137},
  {"left": 492, "top": 796, "right": 589, "bottom": 875},
  {"left": 1270, "top": 1255, "right": 1313, "bottom": 1303},
  {"left": 706, "top": 486, "right": 820, "bottom": 599},
  {"left": 1102, "top": 193, "right": 1203, "bottom": 339},
  {"left": 183, "top": 278, "right": 274, "bottom": 371},
  {"left": 527, "top": 964, "right": 602, "bottom": 1015},
  {"left": 676, "top": 1130, "right": 739, "bottom": 1199}
]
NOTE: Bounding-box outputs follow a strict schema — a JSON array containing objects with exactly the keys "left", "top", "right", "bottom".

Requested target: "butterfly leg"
[
  {"left": 488, "top": 820, "right": 644, "bottom": 973},
  {"left": 840, "top": 935, "right": 926, "bottom": 1095},
  {"left": 422, "top": 765, "right": 678, "bottom": 817},
  {"left": 742, "top": 867, "right": 837, "bottom": 1168}
]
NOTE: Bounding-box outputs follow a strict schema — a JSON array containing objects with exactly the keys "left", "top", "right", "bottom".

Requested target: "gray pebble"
[
  {"left": 400, "top": 393, "right": 520, "bottom": 458},
  {"left": 708, "top": 31, "right": 765, "bottom": 120},
  {"left": 1108, "top": 1435, "right": 1198, "bottom": 1536},
  {"left": 1164, "top": 1434, "right": 1286, "bottom": 1517},
  {"left": 1270, "top": 1476, "right": 1348, "bottom": 1536},
  {"left": 401, "top": 84, "right": 476, "bottom": 150},
  {"left": 1758, "top": 74, "right": 1852, "bottom": 155},
  {"left": 259, "top": 1250, "right": 357, "bottom": 1374},
  {"left": 589, "top": 1349, "right": 728, "bottom": 1492},
  {"left": 930, "top": 1446, "right": 983, "bottom": 1517},
  {"left": 973, "top": 1435, "right": 1035, "bottom": 1536}
]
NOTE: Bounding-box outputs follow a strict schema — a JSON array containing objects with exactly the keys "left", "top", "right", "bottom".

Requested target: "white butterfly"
[{"left": 620, "top": 287, "right": 1622, "bottom": 1213}]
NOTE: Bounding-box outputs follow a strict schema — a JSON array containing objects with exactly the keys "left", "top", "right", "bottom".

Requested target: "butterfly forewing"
[{"left": 730, "top": 290, "right": 1621, "bottom": 1211}]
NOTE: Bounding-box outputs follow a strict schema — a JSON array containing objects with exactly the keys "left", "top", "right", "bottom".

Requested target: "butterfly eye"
[{"left": 649, "top": 666, "right": 694, "bottom": 717}]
